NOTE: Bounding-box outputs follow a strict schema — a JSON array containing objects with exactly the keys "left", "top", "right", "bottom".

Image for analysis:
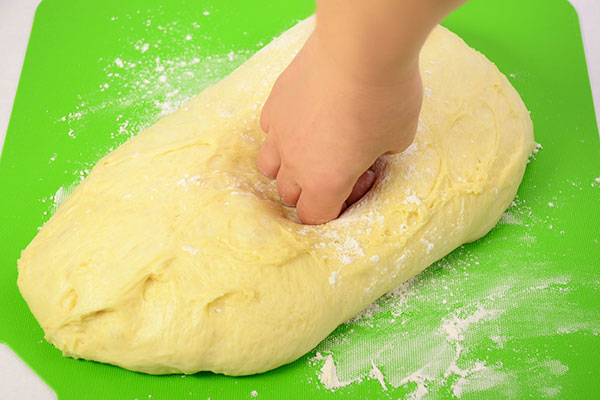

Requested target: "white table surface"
[{"left": 1, "top": 0, "right": 599, "bottom": 399}]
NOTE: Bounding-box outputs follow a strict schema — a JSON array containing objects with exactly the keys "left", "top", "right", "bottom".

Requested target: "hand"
[{"left": 258, "top": 32, "right": 423, "bottom": 225}]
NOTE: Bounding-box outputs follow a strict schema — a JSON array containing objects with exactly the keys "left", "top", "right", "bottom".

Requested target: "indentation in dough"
[
  {"left": 152, "top": 142, "right": 209, "bottom": 161},
  {"left": 140, "top": 258, "right": 176, "bottom": 302},
  {"left": 405, "top": 210, "right": 420, "bottom": 228},
  {"left": 60, "top": 289, "right": 78, "bottom": 313},
  {"left": 82, "top": 309, "right": 109, "bottom": 322},
  {"left": 206, "top": 289, "right": 257, "bottom": 313},
  {"left": 142, "top": 274, "right": 159, "bottom": 302},
  {"left": 445, "top": 103, "right": 496, "bottom": 192},
  {"left": 206, "top": 152, "right": 228, "bottom": 170},
  {"left": 58, "top": 309, "right": 112, "bottom": 335},
  {"left": 71, "top": 337, "right": 85, "bottom": 353}
]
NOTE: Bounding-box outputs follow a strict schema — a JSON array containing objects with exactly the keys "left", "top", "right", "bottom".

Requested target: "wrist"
[
  {"left": 314, "top": 2, "right": 426, "bottom": 87},
  {"left": 312, "top": 27, "right": 421, "bottom": 89}
]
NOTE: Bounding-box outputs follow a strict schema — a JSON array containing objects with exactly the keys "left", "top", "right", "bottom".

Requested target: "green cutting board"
[{"left": 1, "top": 0, "right": 599, "bottom": 398}]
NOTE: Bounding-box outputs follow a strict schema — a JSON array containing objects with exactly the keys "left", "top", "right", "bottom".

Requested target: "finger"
[
  {"left": 341, "top": 201, "right": 348, "bottom": 213},
  {"left": 345, "top": 169, "right": 376, "bottom": 206},
  {"left": 257, "top": 133, "right": 280, "bottom": 179},
  {"left": 276, "top": 167, "right": 302, "bottom": 207},
  {"left": 385, "top": 139, "right": 413, "bottom": 155},
  {"left": 296, "top": 178, "right": 352, "bottom": 225},
  {"left": 386, "top": 123, "right": 419, "bottom": 155}
]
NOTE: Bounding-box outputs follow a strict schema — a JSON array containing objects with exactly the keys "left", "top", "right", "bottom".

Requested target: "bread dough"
[{"left": 17, "top": 18, "right": 534, "bottom": 376}]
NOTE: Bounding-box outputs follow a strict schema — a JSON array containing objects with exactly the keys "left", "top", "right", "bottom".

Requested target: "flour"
[
  {"left": 314, "top": 353, "right": 355, "bottom": 390},
  {"left": 50, "top": 180, "right": 81, "bottom": 214},
  {"left": 45, "top": 11, "right": 258, "bottom": 221},
  {"left": 405, "top": 194, "right": 422, "bottom": 206},
  {"left": 441, "top": 306, "right": 499, "bottom": 342},
  {"left": 450, "top": 362, "right": 496, "bottom": 398},
  {"left": 498, "top": 211, "right": 522, "bottom": 226},
  {"left": 320, "top": 229, "right": 367, "bottom": 265},
  {"left": 308, "top": 199, "right": 600, "bottom": 399},
  {"left": 53, "top": 9, "right": 257, "bottom": 182},
  {"left": 369, "top": 360, "right": 388, "bottom": 391},
  {"left": 398, "top": 368, "right": 431, "bottom": 400},
  {"left": 52, "top": 187, "right": 67, "bottom": 211},
  {"left": 421, "top": 238, "right": 434, "bottom": 254},
  {"left": 181, "top": 245, "right": 200, "bottom": 255},
  {"left": 328, "top": 270, "right": 339, "bottom": 286}
]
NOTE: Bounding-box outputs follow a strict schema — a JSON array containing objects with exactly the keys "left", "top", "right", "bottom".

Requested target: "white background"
[{"left": 1, "top": 0, "right": 599, "bottom": 398}]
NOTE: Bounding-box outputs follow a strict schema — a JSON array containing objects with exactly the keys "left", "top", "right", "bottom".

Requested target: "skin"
[{"left": 258, "top": 0, "right": 468, "bottom": 224}]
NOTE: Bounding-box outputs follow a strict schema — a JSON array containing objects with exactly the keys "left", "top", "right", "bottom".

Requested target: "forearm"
[{"left": 315, "top": 0, "right": 468, "bottom": 85}]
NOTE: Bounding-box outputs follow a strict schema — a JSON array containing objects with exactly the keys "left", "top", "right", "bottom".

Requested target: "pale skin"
[{"left": 258, "top": 0, "right": 468, "bottom": 224}]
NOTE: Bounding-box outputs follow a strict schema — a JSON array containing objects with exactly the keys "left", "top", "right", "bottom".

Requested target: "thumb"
[{"left": 345, "top": 169, "right": 376, "bottom": 206}]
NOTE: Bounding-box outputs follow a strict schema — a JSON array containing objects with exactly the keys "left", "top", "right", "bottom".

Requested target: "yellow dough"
[{"left": 17, "top": 18, "right": 534, "bottom": 375}]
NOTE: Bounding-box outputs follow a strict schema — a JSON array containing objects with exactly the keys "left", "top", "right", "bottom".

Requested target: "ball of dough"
[{"left": 18, "top": 18, "right": 534, "bottom": 375}]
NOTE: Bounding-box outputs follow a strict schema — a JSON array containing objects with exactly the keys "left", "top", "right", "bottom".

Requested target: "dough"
[{"left": 17, "top": 18, "right": 534, "bottom": 376}]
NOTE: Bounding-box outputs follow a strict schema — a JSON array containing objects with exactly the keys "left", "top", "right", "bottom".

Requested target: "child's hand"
[
  {"left": 258, "top": 0, "right": 467, "bottom": 225},
  {"left": 258, "top": 33, "right": 423, "bottom": 225}
]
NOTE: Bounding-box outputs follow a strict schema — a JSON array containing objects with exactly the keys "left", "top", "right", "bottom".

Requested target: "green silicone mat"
[{"left": 1, "top": 0, "right": 599, "bottom": 398}]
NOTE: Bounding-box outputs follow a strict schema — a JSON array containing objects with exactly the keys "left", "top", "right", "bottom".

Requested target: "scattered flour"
[
  {"left": 181, "top": 245, "right": 200, "bottom": 256},
  {"left": 405, "top": 194, "right": 422, "bottom": 205},
  {"left": 498, "top": 211, "right": 522, "bottom": 226},
  {"left": 421, "top": 238, "right": 434, "bottom": 254},
  {"left": 369, "top": 360, "right": 388, "bottom": 391},
  {"left": 51, "top": 9, "right": 258, "bottom": 193},
  {"left": 328, "top": 271, "right": 339, "bottom": 286},
  {"left": 308, "top": 228, "right": 599, "bottom": 398},
  {"left": 51, "top": 180, "right": 81, "bottom": 214},
  {"left": 315, "top": 353, "right": 355, "bottom": 390}
]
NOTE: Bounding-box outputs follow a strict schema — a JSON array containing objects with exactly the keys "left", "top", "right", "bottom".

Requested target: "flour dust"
[
  {"left": 41, "top": 7, "right": 263, "bottom": 220},
  {"left": 307, "top": 187, "right": 600, "bottom": 398}
]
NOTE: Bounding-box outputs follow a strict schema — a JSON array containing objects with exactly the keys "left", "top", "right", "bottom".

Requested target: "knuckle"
[
  {"left": 278, "top": 147, "right": 301, "bottom": 171},
  {"left": 309, "top": 172, "right": 351, "bottom": 195}
]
